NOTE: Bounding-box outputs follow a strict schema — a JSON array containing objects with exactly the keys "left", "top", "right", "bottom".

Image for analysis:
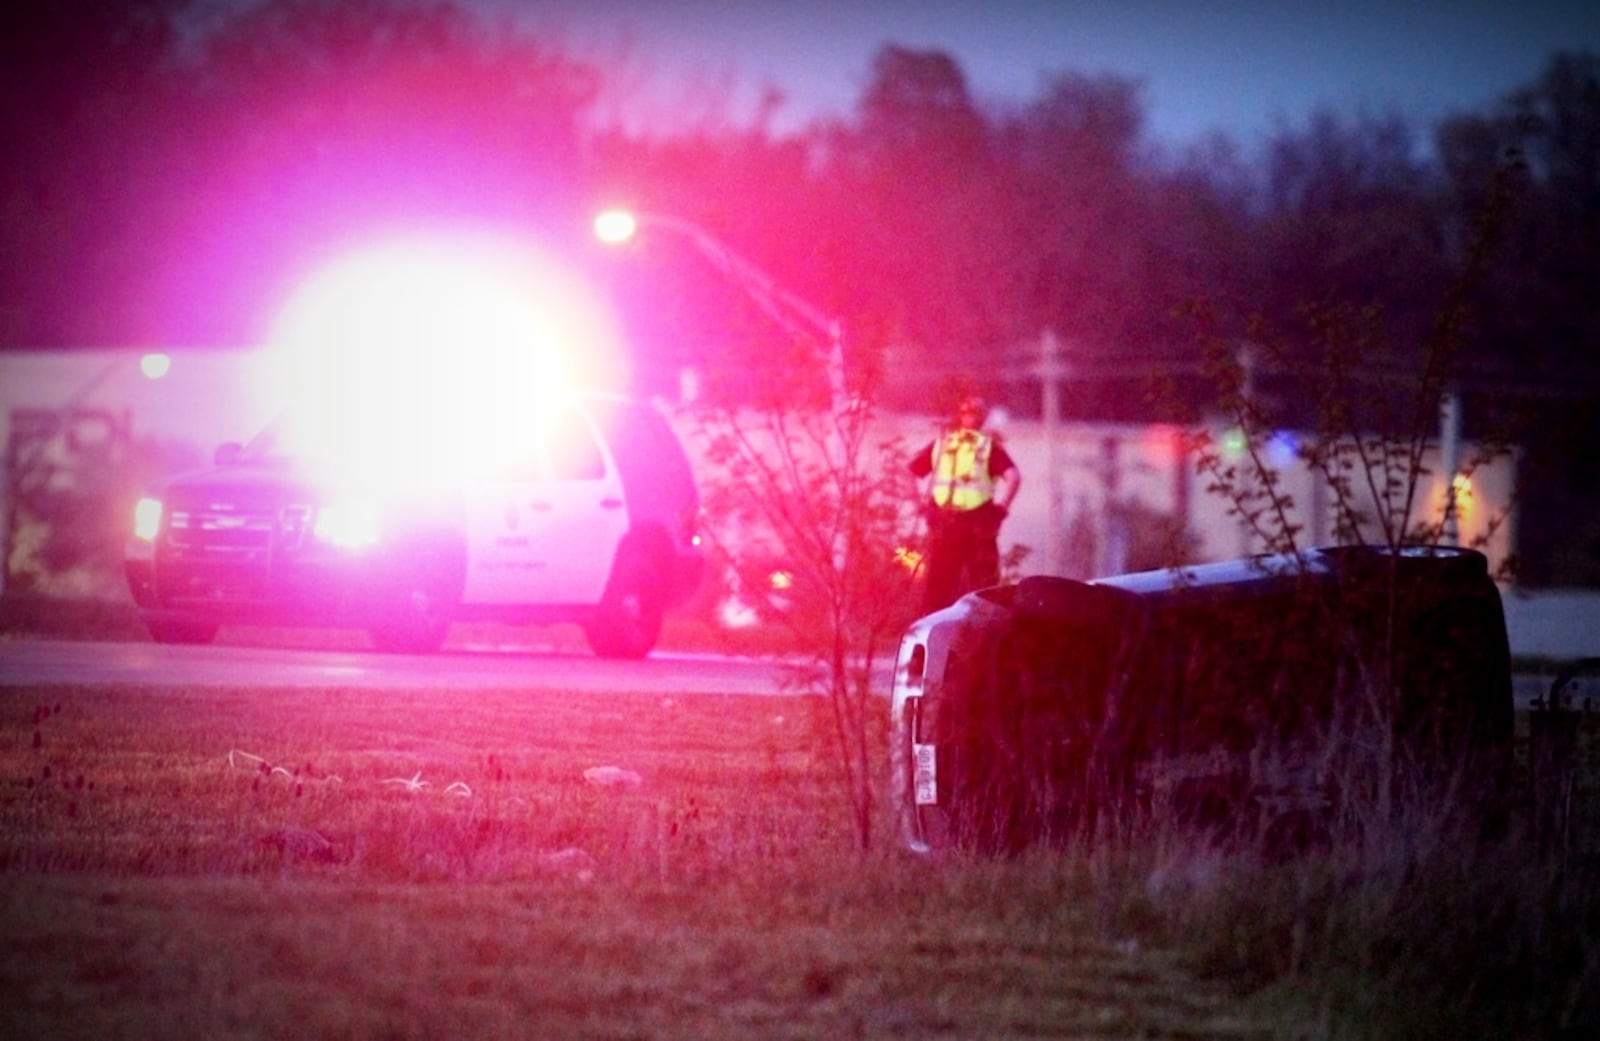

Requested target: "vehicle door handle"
[{"left": 600, "top": 497, "right": 624, "bottom": 510}]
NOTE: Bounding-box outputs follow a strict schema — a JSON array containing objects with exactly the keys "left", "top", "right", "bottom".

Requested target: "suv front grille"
[
  {"left": 165, "top": 504, "right": 312, "bottom": 556},
  {"left": 155, "top": 503, "right": 317, "bottom": 604}
]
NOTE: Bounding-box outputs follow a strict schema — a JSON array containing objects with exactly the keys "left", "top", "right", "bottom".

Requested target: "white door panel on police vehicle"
[
  {"left": 462, "top": 405, "right": 627, "bottom": 605},
  {"left": 534, "top": 405, "right": 628, "bottom": 602}
]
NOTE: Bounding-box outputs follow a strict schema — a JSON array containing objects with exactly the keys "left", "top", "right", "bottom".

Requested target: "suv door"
[{"left": 462, "top": 402, "right": 629, "bottom": 606}]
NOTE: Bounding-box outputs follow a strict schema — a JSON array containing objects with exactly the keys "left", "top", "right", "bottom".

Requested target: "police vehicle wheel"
[
  {"left": 584, "top": 548, "right": 665, "bottom": 660},
  {"left": 369, "top": 588, "right": 451, "bottom": 654}
]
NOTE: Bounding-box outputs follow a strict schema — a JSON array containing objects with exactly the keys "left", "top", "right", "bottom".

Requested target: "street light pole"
[
  {"left": 1037, "top": 330, "right": 1066, "bottom": 576},
  {"left": 594, "top": 209, "right": 848, "bottom": 415}
]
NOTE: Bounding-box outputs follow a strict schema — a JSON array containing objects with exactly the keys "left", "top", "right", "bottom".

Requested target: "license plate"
[{"left": 914, "top": 743, "right": 937, "bottom": 805}]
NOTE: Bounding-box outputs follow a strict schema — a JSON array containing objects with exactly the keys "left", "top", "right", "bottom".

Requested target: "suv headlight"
[
  {"left": 314, "top": 501, "right": 382, "bottom": 550},
  {"left": 133, "top": 496, "right": 163, "bottom": 542}
]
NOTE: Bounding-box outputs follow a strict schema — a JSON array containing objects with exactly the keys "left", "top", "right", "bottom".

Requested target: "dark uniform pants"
[{"left": 922, "top": 501, "right": 1004, "bottom": 612}]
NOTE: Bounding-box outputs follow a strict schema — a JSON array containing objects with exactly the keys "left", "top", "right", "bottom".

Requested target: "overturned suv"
[
  {"left": 125, "top": 393, "right": 703, "bottom": 658},
  {"left": 889, "top": 546, "right": 1514, "bottom": 854}
]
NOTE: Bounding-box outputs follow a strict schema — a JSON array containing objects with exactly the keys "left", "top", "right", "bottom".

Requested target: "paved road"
[
  {"left": 0, "top": 635, "right": 1575, "bottom": 708},
  {"left": 0, "top": 637, "right": 818, "bottom": 696}
]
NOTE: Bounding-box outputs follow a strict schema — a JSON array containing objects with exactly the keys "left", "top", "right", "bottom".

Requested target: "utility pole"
[
  {"left": 1440, "top": 386, "right": 1461, "bottom": 545},
  {"left": 1099, "top": 435, "right": 1128, "bottom": 576},
  {"left": 1038, "top": 331, "right": 1066, "bottom": 575}
]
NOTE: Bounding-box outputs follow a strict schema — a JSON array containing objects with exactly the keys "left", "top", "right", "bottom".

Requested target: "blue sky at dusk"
[{"left": 508, "top": 0, "right": 1600, "bottom": 147}]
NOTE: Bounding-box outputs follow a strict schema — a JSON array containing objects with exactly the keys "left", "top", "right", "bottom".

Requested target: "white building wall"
[{"left": 0, "top": 348, "right": 283, "bottom": 451}]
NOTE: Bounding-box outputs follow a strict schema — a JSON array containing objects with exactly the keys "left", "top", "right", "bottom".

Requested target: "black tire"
[
  {"left": 146, "top": 618, "right": 219, "bottom": 645},
  {"left": 368, "top": 536, "right": 463, "bottom": 655},
  {"left": 369, "top": 587, "right": 452, "bottom": 654},
  {"left": 584, "top": 543, "right": 666, "bottom": 660}
]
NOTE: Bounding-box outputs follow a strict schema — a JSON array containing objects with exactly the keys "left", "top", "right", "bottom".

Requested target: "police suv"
[{"left": 125, "top": 393, "right": 704, "bottom": 658}]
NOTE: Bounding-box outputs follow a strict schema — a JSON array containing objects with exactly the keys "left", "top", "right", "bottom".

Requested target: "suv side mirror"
[{"left": 213, "top": 442, "right": 242, "bottom": 466}]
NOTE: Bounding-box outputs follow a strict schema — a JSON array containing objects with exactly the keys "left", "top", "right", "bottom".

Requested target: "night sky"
[{"left": 507, "top": 0, "right": 1600, "bottom": 146}]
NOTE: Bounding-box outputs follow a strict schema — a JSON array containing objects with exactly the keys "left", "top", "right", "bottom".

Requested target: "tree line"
[{"left": 2, "top": 1, "right": 1595, "bottom": 583}]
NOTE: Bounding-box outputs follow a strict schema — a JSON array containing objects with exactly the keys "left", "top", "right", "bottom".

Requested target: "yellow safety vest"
[{"left": 930, "top": 429, "right": 996, "bottom": 511}]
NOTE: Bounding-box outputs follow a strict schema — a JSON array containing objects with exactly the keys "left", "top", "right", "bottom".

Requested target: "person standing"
[{"left": 909, "top": 394, "right": 1021, "bottom": 612}]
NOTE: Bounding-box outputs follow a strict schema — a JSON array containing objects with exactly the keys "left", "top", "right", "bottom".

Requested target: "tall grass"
[
  {"left": 1064, "top": 697, "right": 1600, "bottom": 1040},
  {"left": 934, "top": 604, "right": 1599, "bottom": 1037}
]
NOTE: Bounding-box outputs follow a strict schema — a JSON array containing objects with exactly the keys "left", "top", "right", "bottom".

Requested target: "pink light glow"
[{"left": 264, "top": 229, "right": 625, "bottom": 491}]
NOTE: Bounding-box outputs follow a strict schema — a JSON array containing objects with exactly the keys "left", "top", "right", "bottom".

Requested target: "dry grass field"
[
  {"left": 0, "top": 679, "right": 1274, "bottom": 1041},
  {"left": 2, "top": 590, "right": 1596, "bottom": 1040}
]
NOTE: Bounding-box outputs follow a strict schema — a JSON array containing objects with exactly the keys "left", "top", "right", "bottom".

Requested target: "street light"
[{"left": 593, "top": 208, "right": 848, "bottom": 414}]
